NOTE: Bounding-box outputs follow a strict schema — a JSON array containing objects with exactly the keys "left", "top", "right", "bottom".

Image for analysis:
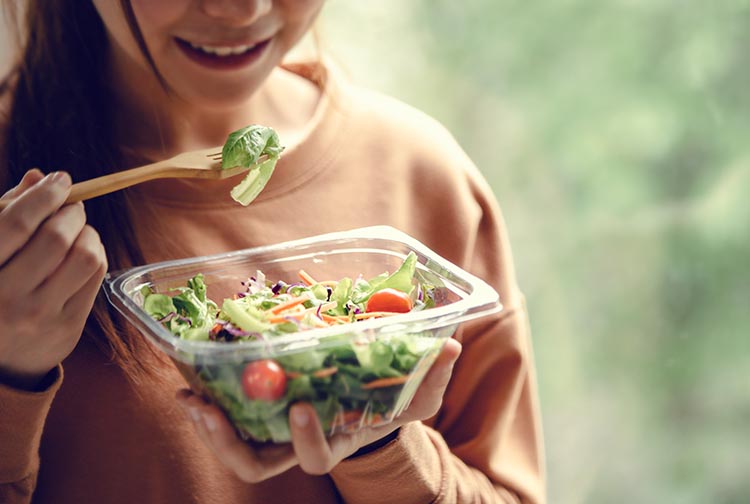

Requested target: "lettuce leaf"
[
  {"left": 229, "top": 156, "right": 278, "bottom": 206},
  {"left": 222, "top": 124, "right": 283, "bottom": 169},
  {"left": 221, "top": 125, "right": 284, "bottom": 206},
  {"left": 352, "top": 251, "right": 418, "bottom": 303},
  {"left": 142, "top": 274, "right": 217, "bottom": 340}
]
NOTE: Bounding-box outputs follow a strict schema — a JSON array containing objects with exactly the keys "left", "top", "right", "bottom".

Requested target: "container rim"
[{"left": 103, "top": 226, "right": 502, "bottom": 359}]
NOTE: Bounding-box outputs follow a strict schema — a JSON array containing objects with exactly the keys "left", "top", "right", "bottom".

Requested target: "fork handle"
[
  {"left": 65, "top": 161, "right": 178, "bottom": 202},
  {"left": 0, "top": 161, "right": 179, "bottom": 211}
]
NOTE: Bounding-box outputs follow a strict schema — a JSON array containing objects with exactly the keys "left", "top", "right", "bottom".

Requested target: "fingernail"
[
  {"left": 293, "top": 408, "right": 309, "bottom": 427},
  {"left": 47, "top": 171, "right": 71, "bottom": 188},
  {"left": 447, "top": 338, "right": 462, "bottom": 352},
  {"left": 189, "top": 407, "right": 201, "bottom": 422},
  {"left": 21, "top": 169, "right": 35, "bottom": 181},
  {"left": 203, "top": 413, "right": 217, "bottom": 432}
]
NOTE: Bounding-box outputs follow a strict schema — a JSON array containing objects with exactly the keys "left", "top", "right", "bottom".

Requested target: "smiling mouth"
[
  {"left": 175, "top": 37, "right": 272, "bottom": 69},
  {"left": 187, "top": 40, "right": 261, "bottom": 56}
]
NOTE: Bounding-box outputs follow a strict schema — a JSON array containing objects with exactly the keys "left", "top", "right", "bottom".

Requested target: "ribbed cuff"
[
  {"left": 345, "top": 427, "right": 401, "bottom": 459},
  {"left": 331, "top": 422, "right": 442, "bottom": 504}
]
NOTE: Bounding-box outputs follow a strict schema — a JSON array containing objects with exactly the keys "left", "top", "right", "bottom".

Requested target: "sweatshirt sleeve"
[
  {"left": 0, "top": 365, "right": 62, "bottom": 504},
  {"left": 331, "top": 160, "right": 546, "bottom": 502}
]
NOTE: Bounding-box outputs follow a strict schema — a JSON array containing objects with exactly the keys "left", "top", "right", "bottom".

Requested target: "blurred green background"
[{"left": 320, "top": 1, "right": 750, "bottom": 503}]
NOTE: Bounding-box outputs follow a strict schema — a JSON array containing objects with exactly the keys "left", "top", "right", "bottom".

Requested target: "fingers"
[
  {"left": 176, "top": 389, "right": 298, "bottom": 483},
  {"left": 0, "top": 169, "right": 45, "bottom": 201},
  {"left": 0, "top": 171, "right": 72, "bottom": 266},
  {"left": 289, "top": 404, "right": 400, "bottom": 474},
  {"left": 288, "top": 403, "right": 341, "bottom": 474},
  {"left": 398, "top": 337, "right": 462, "bottom": 422},
  {"left": 289, "top": 403, "right": 376, "bottom": 474},
  {"left": 177, "top": 390, "right": 264, "bottom": 473},
  {"left": 2, "top": 202, "right": 88, "bottom": 293},
  {"left": 423, "top": 338, "right": 462, "bottom": 390},
  {"left": 40, "top": 224, "right": 107, "bottom": 315},
  {"left": 59, "top": 254, "right": 107, "bottom": 322}
]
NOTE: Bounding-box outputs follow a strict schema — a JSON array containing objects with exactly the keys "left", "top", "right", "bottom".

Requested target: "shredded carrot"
[
  {"left": 298, "top": 269, "right": 317, "bottom": 286},
  {"left": 321, "top": 313, "right": 349, "bottom": 324},
  {"left": 334, "top": 409, "right": 362, "bottom": 426},
  {"left": 269, "top": 301, "right": 336, "bottom": 324},
  {"left": 361, "top": 375, "right": 410, "bottom": 390},
  {"left": 269, "top": 295, "right": 309, "bottom": 315},
  {"left": 334, "top": 409, "right": 384, "bottom": 427},
  {"left": 312, "top": 367, "right": 338, "bottom": 379},
  {"left": 285, "top": 367, "right": 337, "bottom": 380}
]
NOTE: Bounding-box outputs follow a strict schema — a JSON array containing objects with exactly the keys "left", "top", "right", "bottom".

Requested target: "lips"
[{"left": 175, "top": 37, "right": 272, "bottom": 70}]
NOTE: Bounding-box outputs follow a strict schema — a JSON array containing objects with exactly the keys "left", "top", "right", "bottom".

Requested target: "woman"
[{"left": 0, "top": 1, "right": 545, "bottom": 502}]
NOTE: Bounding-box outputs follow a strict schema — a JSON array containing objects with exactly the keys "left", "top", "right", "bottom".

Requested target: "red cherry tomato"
[
  {"left": 365, "top": 288, "right": 413, "bottom": 313},
  {"left": 241, "top": 359, "right": 287, "bottom": 401}
]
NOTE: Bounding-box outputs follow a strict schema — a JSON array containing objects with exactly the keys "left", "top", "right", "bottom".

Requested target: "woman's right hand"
[{"left": 0, "top": 169, "right": 108, "bottom": 390}]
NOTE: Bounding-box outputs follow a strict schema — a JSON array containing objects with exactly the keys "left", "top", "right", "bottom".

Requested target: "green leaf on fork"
[{"left": 222, "top": 124, "right": 284, "bottom": 206}]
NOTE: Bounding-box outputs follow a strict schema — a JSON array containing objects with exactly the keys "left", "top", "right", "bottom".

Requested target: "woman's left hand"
[{"left": 175, "top": 338, "right": 462, "bottom": 482}]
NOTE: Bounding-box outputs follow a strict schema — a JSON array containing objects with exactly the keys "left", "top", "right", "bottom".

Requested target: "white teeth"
[
  {"left": 189, "top": 42, "right": 256, "bottom": 57},
  {"left": 232, "top": 45, "right": 254, "bottom": 54},
  {"left": 214, "top": 46, "right": 233, "bottom": 56}
]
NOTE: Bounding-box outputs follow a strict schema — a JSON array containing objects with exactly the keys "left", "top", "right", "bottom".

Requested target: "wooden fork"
[{"left": 0, "top": 147, "right": 260, "bottom": 210}]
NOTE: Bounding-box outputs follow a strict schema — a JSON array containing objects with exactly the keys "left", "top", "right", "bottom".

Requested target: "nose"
[{"left": 199, "top": 0, "right": 272, "bottom": 24}]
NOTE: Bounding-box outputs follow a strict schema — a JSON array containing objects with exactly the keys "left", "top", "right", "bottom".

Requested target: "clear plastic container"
[{"left": 105, "top": 226, "right": 501, "bottom": 443}]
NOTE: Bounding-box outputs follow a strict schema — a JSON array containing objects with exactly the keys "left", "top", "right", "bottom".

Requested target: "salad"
[{"left": 142, "top": 252, "right": 448, "bottom": 442}]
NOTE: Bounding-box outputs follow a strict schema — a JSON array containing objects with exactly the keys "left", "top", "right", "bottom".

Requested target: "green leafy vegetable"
[
  {"left": 143, "top": 293, "right": 175, "bottom": 319},
  {"left": 141, "top": 273, "right": 217, "bottom": 341},
  {"left": 221, "top": 298, "right": 272, "bottom": 334},
  {"left": 352, "top": 252, "right": 418, "bottom": 303},
  {"left": 222, "top": 124, "right": 283, "bottom": 169},
  {"left": 221, "top": 125, "right": 284, "bottom": 206},
  {"left": 229, "top": 156, "right": 278, "bottom": 206}
]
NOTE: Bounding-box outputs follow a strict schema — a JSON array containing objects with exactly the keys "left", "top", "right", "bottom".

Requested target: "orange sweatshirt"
[{"left": 0, "top": 62, "right": 545, "bottom": 503}]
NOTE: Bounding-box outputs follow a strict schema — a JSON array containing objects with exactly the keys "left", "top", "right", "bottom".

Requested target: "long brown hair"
[{"left": 1, "top": 0, "right": 165, "bottom": 378}]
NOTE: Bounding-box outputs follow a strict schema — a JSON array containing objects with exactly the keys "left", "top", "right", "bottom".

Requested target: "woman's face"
[{"left": 92, "top": 0, "right": 324, "bottom": 110}]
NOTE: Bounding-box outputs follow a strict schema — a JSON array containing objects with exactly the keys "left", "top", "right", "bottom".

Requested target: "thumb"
[
  {"left": 399, "top": 337, "right": 462, "bottom": 422},
  {"left": 423, "top": 337, "right": 462, "bottom": 391}
]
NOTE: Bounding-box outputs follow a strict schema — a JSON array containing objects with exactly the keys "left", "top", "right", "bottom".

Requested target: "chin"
[{"left": 177, "top": 84, "right": 261, "bottom": 112}]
